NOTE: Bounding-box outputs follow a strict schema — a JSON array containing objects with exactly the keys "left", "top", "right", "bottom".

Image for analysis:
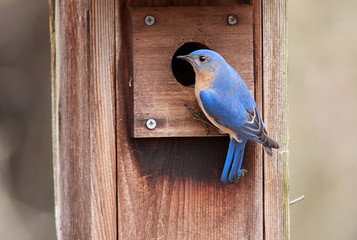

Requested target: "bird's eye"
[{"left": 199, "top": 55, "right": 207, "bottom": 62}]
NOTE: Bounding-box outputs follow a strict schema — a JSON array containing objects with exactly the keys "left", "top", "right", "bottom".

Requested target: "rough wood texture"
[
  {"left": 131, "top": 6, "right": 254, "bottom": 137},
  {"left": 115, "top": 1, "right": 263, "bottom": 239},
  {"left": 51, "top": 0, "right": 288, "bottom": 239},
  {"left": 262, "top": 0, "right": 290, "bottom": 239},
  {"left": 50, "top": 0, "right": 117, "bottom": 239},
  {"left": 130, "top": 0, "right": 252, "bottom": 7}
]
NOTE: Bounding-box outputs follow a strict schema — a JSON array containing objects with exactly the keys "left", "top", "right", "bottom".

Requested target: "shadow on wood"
[
  {"left": 133, "top": 138, "right": 258, "bottom": 184},
  {"left": 50, "top": 0, "right": 288, "bottom": 239}
]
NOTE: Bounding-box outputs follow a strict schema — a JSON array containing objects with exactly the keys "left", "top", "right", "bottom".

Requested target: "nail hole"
[{"left": 171, "top": 42, "right": 210, "bottom": 86}]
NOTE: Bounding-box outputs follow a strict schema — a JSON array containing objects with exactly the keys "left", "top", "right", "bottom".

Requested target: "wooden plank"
[
  {"left": 251, "top": 0, "right": 264, "bottom": 238},
  {"left": 131, "top": 0, "right": 252, "bottom": 7},
  {"left": 50, "top": 0, "right": 117, "bottom": 239},
  {"left": 131, "top": 6, "right": 254, "bottom": 138},
  {"left": 262, "top": 0, "right": 290, "bottom": 239},
  {"left": 50, "top": 0, "right": 288, "bottom": 238},
  {"left": 116, "top": 0, "right": 264, "bottom": 239}
]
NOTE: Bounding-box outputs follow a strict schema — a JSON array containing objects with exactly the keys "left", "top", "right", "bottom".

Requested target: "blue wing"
[{"left": 199, "top": 88, "right": 266, "bottom": 143}]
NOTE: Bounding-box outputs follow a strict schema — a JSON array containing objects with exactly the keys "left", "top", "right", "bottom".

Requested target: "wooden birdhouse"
[{"left": 50, "top": 0, "right": 289, "bottom": 239}]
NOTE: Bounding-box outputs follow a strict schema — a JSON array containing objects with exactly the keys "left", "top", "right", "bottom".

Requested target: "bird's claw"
[
  {"left": 231, "top": 169, "right": 248, "bottom": 183},
  {"left": 184, "top": 104, "right": 217, "bottom": 135},
  {"left": 238, "top": 169, "right": 247, "bottom": 178}
]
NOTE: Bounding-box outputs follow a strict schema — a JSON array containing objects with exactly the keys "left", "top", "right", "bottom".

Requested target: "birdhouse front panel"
[{"left": 130, "top": 6, "right": 253, "bottom": 138}]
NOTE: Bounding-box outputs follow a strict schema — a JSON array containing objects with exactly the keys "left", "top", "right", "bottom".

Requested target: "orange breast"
[{"left": 194, "top": 70, "right": 237, "bottom": 137}]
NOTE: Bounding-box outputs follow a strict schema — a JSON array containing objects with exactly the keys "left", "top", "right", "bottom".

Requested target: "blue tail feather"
[
  {"left": 221, "top": 139, "right": 236, "bottom": 183},
  {"left": 221, "top": 138, "right": 247, "bottom": 184},
  {"left": 229, "top": 141, "right": 246, "bottom": 183}
]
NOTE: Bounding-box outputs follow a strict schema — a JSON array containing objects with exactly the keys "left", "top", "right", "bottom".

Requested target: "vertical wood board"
[
  {"left": 263, "top": 0, "right": 290, "bottom": 239},
  {"left": 50, "top": 0, "right": 117, "bottom": 239},
  {"left": 115, "top": 1, "right": 264, "bottom": 239},
  {"left": 50, "top": 0, "right": 289, "bottom": 239}
]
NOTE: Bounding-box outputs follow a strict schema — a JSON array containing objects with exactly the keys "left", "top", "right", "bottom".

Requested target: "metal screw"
[
  {"left": 146, "top": 119, "right": 157, "bottom": 130},
  {"left": 144, "top": 15, "right": 155, "bottom": 26},
  {"left": 227, "top": 14, "right": 238, "bottom": 25}
]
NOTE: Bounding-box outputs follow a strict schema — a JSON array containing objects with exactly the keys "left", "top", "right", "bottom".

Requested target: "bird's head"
[{"left": 176, "top": 49, "right": 225, "bottom": 74}]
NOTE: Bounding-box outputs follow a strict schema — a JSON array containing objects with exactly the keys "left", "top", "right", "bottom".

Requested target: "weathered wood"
[
  {"left": 115, "top": 1, "right": 264, "bottom": 239},
  {"left": 51, "top": 0, "right": 288, "bottom": 239},
  {"left": 131, "top": 6, "right": 254, "bottom": 137},
  {"left": 50, "top": 0, "right": 117, "bottom": 239},
  {"left": 130, "top": 0, "right": 252, "bottom": 7},
  {"left": 262, "top": 0, "right": 290, "bottom": 239}
]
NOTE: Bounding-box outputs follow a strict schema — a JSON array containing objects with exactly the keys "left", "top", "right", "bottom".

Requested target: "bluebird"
[{"left": 177, "top": 49, "right": 279, "bottom": 184}]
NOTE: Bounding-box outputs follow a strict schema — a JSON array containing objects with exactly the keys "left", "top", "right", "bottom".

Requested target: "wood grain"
[
  {"left": 51, "top": 0, "right": 288, "bottom": 239},
  {"left": 115, "top": 1, "right": 263, "bottom": 239},
  {"left": 262, "top": 1, "right": 290, "bottom": 239},
  {"left": 50, "top": 0, "right": 117, "bottom": 239},
  {"left": 131, "top": 0, "right": 252, "bottom": 7},
  {"left": 131, "top": 6, "right": 254, "bottom": 138}
]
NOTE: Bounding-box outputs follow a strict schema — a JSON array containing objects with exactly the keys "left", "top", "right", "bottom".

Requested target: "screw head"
[
  {"left": 144, "top": 15, "right": 155, "bottom": 26},
  {"left": 146, "top": 119, "right": 157, "bottom": 130},
  {"left": 227, "top": 14, "right": 238, "bottom": 25}
]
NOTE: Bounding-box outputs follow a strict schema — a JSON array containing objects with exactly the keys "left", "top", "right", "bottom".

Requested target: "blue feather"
[
  {"left": 200, "top": 89, "right": 264, "bottom": 144},
  {"left": 177, "top": 49, "right": 279, "bottom": 183},
  {"left": 230, "top": 140, "right": 246, "bottom": 183},
  {"left": 220, "top": 138, "right": 236, "bottom": 183},
  {"left": 221, "top": 138, "right": 247, "bottom": 184}
]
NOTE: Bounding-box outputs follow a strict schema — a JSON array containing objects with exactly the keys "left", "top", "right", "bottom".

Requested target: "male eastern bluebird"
[{"left": 177, "top": 49, "right": 279, "bottom": 184}]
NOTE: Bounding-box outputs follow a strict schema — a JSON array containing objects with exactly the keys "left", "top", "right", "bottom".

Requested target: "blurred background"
[
  {"left": 0, "top": 0, "right": 356, "bottom": 239},
  {"left": 289, "top": 0, "right": 357, "bottom": 239},
  {"left": 0, "top": 0, "right": 55, "bottom": 239}
]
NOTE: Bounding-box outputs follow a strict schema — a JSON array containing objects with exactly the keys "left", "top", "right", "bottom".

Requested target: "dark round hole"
[{"left": 171, "top": 42, "right": 210, "bottom": 86}]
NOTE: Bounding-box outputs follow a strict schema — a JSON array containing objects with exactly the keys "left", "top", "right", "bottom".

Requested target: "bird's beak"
[{"left": 176, "top": 55, "right": 193, "bottom": 63}]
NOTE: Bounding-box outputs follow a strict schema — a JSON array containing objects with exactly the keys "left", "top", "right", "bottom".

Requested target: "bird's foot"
[
  {"left": 231, "top": 169, "right": 248, "bottom": 183},
  {"left": 238, "top": 169, "right": 247, "bottom": 178},
  {"left": 217, "top": 129, "right": 226, "bottom": 134},
  {"left": 184, "top": 104, "right": 217, "bottom": 135}
]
